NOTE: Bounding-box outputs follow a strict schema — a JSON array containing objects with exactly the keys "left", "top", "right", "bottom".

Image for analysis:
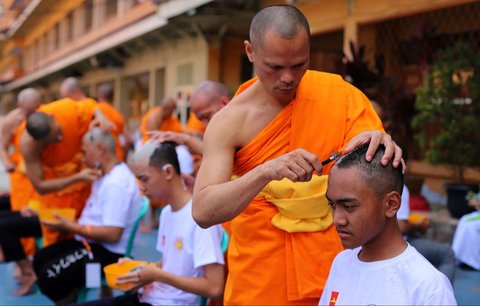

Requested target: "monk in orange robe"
[
  {"left": 186, "top": 112, "right": 206, "bottom": 134},
  {"left": 0, "top": 88, "right": 41, "bottom": 295},
  {"left": 96, "top": 83, "right": 127, "bottom": 160},
  {"left": 20, "top": 98, "right": 109, "bottom": 247},
  {"left": 192, "top": 6, "right": 403, "bottom": 305},
  {"left": 140, "top": 96, "right": 182, "bottom": 143}
]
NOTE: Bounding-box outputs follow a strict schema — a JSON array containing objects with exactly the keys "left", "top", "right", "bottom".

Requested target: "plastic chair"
[
  {"left": 76, "top": 196, "right": 150, "bottom": 302},
  {"left": 199, "top": 229, "right": 230, "bottom": 306}
]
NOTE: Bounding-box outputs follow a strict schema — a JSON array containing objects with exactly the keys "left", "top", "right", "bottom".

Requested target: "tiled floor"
[{"left": 0, "top": 229, "right": 479, "bottom": 305}]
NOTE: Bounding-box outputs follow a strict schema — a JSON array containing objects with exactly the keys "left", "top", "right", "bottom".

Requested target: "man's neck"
[
  {"left": 167, "top": 177, "right": 192, "bottom": 212},
  {"left": 101, "top": 157, "right": 120, "bottom": 174},
  {"left": 358, "top": 221, "right": 408, "bottom": 262}
]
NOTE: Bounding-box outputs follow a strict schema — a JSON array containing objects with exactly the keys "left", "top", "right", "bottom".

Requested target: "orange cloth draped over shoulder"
[
  {"left": 186, "top": 112, "right": 206, "bottom": 134},
  {"left": 140, "top": 106, "right": 183, "bottom": 143},
  {"left": 98, "top": 102, "right": 126, "bottom": 160},
  {"left": 225, "top": 71, "right": 384, "bottom": 305},
  {"left": 10, "top": 125, "right": 37, "bottom": 255},
  {"left": 35, "top": 98, "right": 97, "bottom": 246}
]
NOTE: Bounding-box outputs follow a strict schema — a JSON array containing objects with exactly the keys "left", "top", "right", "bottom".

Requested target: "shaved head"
[
  {"left": 132, "top": 141, "right": 158, "bottom": 166},
  {"left": 132, "top": 141, "right": 180, "bottom": 174},
  {"left": 161, "top": 97, "right": 176, "bottom": 117},
  {"left": 83, "top": 127, "right": 116, "bottom": 154},
  {"left": 97, "top": 83, "right": 114, "bottom": 103},
  {"left": 191, "top": 81, "right": 230, "bottom": 109},
  {"left": 26, "top": 112, "right": 53, "bottom": 141},
  {"left": 190, "top": 81, "right": 230, "bottom": 124},
  {"left": 60, "top": 77, "right": 84, "bottom": 99},
  {"left": 17, "top": 88, "right": 41, "bottom": 115},
  {"left": 249, "top": 5, "right": 310, "bottom": 50}
]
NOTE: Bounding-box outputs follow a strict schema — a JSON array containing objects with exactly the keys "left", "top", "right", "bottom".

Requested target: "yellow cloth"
[{"left": 261, "top": 176, "right": 332, "bottom": 233}]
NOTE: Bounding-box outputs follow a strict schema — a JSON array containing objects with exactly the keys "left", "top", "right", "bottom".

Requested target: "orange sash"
[{"left": 225, "top": 71, "right": 383, "bottom": 304}]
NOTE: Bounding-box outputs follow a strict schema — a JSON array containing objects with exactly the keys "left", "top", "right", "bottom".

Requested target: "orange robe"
[
  {"left": 97, "top": 102, "right": 126, "bottom": 160},
  {"left": 225, "top": 71, "right": 384, "bottom": 305},
  {"left": 140, "top": 106, "right": 183, "bottom": 143},
  {"left": 9, "top": 125, "right": 37, "bottom": 255},
  {"left": 35, "top": 98, "right": 97, "bottom": 246},
  {"left": 186, "top": 112, "right": 206, "bottom": 134}
]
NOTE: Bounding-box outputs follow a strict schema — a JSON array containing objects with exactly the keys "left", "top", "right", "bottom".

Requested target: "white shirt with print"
[
  {"left": 139, "top": 200, "right": 225, "bottom": 305},
  {"left": 318, "top": 244, "right": 457, "bottom": 306}
]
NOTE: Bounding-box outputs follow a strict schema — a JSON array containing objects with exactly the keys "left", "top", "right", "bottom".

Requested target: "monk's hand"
[
  {"left": 75, "top": 168, "right": 102, "bottom": 183},
  {"left": 147, "top": 131, "right": 189, "bottom": 145},
  {"left": 343, "top": 130, "right": 405, "bottom": 172},
  {"left": 117, "top": 263, "right": 158, "bottom": 292},
  {"left": 261, "top": 149, "right": 322, "bottom": 182}
]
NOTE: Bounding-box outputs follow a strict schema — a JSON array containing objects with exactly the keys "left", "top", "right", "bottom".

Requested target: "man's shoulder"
[{"left": 302, "top": 70, "right": 345, "bottom": 85}]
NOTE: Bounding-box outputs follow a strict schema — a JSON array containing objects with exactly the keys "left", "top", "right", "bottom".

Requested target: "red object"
[
  {"left": 329, "top": 291, "right": 340, "bottom": 306},
  {"left": 409, "top": 195, "right": 430, "bottom": 211}
]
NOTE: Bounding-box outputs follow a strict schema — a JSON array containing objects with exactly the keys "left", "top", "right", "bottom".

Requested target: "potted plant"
[{"left": 411, "top": 42, "right": 480, "bottom": 218}]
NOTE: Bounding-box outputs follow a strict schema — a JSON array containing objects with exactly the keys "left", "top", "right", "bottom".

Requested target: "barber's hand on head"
[
  {"left": 42, "top": 213, "right": 77, "bottom": 232},
  {"left": 147, "top": 131, "right": 188, "bottom": 145},
  {"left": 343, "top": 130, "right": 405, "bottom": 172},
  {"left": 76, "top": 168, "right": 102, "bottom": 183},
  {"left": 261, "top": 149, "right": 322, "bottom": 182},
  {"left": 117, "top": 263, "right": 159, "bottom": 292}
]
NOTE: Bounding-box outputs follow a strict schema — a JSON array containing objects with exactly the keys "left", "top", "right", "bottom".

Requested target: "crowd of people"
[{"left": 0, "top": 4, "right": 473, "bottom": 306}]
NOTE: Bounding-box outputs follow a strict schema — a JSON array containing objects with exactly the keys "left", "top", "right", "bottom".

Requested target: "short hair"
[
  {"left": 83, "top": 127, "right": 116, "bottom": 154},
  {"left": 335, "top": 142, "right": 404, "bottom": 196},
  {"left": 250, "top": 5, "right": 310, "bottom": 49},
  {"left": 26, "top": 112, "right": 53, "bottom": 141},
  {"left": 149, "top": 142, "right": 181, "bottom": 175},
  {"left": 97, "top": 84, "right": 114, "bottom": 103}
]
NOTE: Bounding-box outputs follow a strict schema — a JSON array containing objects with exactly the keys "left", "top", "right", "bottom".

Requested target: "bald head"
[
  {"left": 17, "top": 88, "right": 41, "bottom": 115},
  {"left": 83, "top": 128, "right": 116, "bottom": 155},
  {"left": 250, "top": 5, "right": 310, "bottom": 50},
  {"left": 161, "top": 97, "right": 176, "bottom": 117},
  {"left": 97, "top": 84, "right": 114, "bottom": 104},
  {"left": 191, "top": 81, "right": 230, "bottom": 125},
  {"left": 26, "top": 112, "right": 53, "bottom": 141},
  {"left": 132, "top": 141, "right": 180, "bottom": 174},
  {"left": 132, "top": 141, "right": 158, "bottom": 167},
  {"left": 60, "top": 77, "right": 85, "bottom": 100}
]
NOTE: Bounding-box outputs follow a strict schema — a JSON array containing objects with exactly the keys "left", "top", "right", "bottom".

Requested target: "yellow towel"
[{"left": 261, "top": 175, "right": 332, "bottom": 233}]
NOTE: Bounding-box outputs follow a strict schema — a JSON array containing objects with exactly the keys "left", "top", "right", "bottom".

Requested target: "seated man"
[
  {"left": 398, "top": 185, "right": 456, "bottom": 283},
  {"left": 319, "top": 143, "right": 456, "bottom": 305},
  {"left": 33, "top": 128, "right": 142, "bottom": 304},
  {"left": 76, "top": 141, "right": 225, "bottom": 306},
  {"left": 452, "top": 193, "right": 480, "bottom": 270}
]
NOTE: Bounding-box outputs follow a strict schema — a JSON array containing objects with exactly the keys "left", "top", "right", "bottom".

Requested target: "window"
[{"left": 106, "top": 0, "right": 117, "bottom": 20}]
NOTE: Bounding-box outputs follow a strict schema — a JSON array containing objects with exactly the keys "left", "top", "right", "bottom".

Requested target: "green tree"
[{"left": 412, "top": 42, "right": 480, "bottom": 182}]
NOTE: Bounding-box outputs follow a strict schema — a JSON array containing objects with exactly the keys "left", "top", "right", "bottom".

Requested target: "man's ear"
[
  {"left": 385, "top": 191, "right": 402, "bottom": 218},
  {"left": 163, "top": 164, "right": 175, "bottom": 181},
  {"left": 244, "top": 40, "right": 254, "bottom": 63},
  {"left": 220, "top": 96, "right": 229, "bottom": 107}
]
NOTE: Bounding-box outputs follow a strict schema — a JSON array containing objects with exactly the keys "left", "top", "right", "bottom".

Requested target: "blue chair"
[{"left": 76, "top": 196, "right": 150, "bottom": 302}]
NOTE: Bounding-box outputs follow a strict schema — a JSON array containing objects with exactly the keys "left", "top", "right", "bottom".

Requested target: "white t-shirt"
[
  {"left": 75, "top": 163, "right": 142, "bottom": 254},
  {"left": 139, "top": 200, "right": 225, "bottom": 305},
  {"left": 397, "top": 185, "right": 410, "bottom": 221},
  {"left": 176, "top": 144, "right": 194, "bottom": 175},
  {"left": 318, "top": 245, "right": 457, "bottom": 306}
]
